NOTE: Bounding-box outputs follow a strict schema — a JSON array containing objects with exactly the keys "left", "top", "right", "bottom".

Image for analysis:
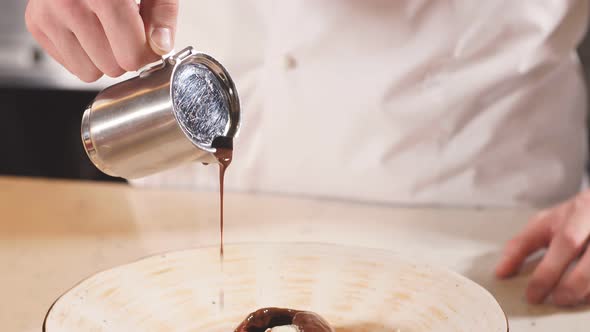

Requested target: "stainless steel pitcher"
[{"left": 81, "top": 46, "right": 240, "bottom": 179}]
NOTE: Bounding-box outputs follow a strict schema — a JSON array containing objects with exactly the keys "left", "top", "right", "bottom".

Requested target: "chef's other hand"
[
  {"left": 25, "top": 0, "right": 179, "bottom": 82},
  {"left": 496, "top": 191, "right": 590, "bottom": 306}
]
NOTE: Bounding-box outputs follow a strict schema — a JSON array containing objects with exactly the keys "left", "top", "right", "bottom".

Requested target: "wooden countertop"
[{"left": 1, "top": 176, "right": 589, "bottom": 331}]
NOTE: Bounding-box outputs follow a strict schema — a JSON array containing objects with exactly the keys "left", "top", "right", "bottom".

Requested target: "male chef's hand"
[
  {"left": 25, "top": 0, "right": 178, "bottom": 82},
  {"left": 496, "top": 190, "right": 590, "bottom": 306}
]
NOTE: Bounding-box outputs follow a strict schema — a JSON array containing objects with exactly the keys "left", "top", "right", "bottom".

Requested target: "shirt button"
[{"left": 283, "top": 54, "right": 297, "bottom": 70}]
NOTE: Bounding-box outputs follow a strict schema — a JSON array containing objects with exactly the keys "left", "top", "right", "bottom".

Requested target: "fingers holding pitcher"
[{"left": 24, "top": 0, "right": 178, "bottom": 82}]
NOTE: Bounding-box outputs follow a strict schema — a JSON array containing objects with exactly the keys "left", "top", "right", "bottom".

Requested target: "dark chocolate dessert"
[{"left": 234, "top": 308, "right": 334, "bottom": 332}]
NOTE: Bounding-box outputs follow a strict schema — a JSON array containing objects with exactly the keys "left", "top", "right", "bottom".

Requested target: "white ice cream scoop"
[{"left": 266, "top": 326, "right": 300, "bottom": 332}]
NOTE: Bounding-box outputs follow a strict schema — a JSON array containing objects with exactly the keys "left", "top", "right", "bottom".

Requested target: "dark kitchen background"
[
  {"left": 0, "top": 2, "right": 130, "bottom": 183},
  {"left": 1, "top": 2, "right": 590, "bottom": 183}
]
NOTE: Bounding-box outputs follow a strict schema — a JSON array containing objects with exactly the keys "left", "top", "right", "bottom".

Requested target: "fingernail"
[
  {"left": 494, "top": 264, "right": 507, "bottom": 278},
  {"left": 495, "top": 260, "right": 515, "bottom": 279},
  {"left": 151, "top": 27, "right": 172, "bottom": 53},
  {"left": 527, "top": 288, "right": 544, "bottom": 304}
]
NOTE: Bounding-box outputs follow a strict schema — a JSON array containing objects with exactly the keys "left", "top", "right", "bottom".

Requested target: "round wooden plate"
[{"left": 44, "top": 243, "right": 508, "bottom": 332}]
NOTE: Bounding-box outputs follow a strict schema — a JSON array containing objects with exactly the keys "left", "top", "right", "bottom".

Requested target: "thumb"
[{"left": 140, "top": 0, "right": 179, "bottom": 55}]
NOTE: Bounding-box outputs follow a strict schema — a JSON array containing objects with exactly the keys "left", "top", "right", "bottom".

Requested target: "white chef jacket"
[{"left": 134, "top": 0, "right": 590, "bottom": 208}]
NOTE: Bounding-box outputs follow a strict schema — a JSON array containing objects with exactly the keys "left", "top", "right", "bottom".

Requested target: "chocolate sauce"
[
  {"left": 216, "top": 147, "right": 231, "bottom": 258},
  {"left": 234, "top": 308, "right": 334, "bottom": 332},
  {"left": 214, "top": 146, "right": 232, "bottom": 311}
]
